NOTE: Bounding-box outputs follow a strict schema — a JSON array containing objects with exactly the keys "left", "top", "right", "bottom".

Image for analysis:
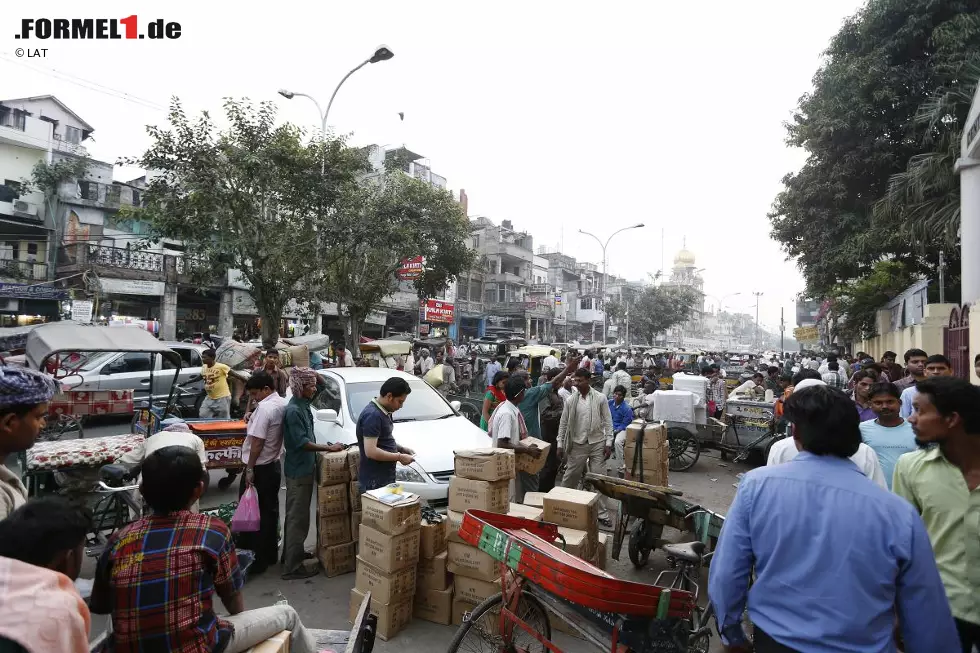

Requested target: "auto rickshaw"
[
  {"left": 509, "top": 344, "right": 558, "bottom": 383},
  {"left": 358, "top": 338, "right": 412, "bottom": 368}
]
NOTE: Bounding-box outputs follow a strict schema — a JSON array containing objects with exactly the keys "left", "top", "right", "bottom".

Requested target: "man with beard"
[
  {"left": 893, "top": 377, "right": 980, "bottom": 652},
  {"left": 859, "top": 382, "right": 916, "bottom": 490}
]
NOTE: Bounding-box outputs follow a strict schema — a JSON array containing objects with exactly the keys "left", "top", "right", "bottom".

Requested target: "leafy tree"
[
  {"left": 769, "top": 0, "right": 980, "bottom": 299},
  {"left": 829, "top": 260, "right": 918, "bottom": 342},
  {"left": 125, "top": 98, "right": 365, "bottom": 346},
  {"left": 628, "top": 282, "right": 700, "bottom": 345},
  {"left": 323, "top": 172, "right": 476, "bottom": 346}
]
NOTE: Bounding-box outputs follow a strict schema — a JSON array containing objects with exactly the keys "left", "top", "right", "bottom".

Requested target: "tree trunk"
[
  {"left": 257, "top": 294, "right": 286, "bottom": 349},
  {"left": 348, "top": 309, "right": 363, "bottom": 356}
]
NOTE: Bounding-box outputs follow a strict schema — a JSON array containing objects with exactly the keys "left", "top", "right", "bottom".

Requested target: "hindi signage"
[
  {"left": 71, "top": 300, "right": 93, "bottom": 323},
  {"left": 793, "top": 326, "right": 819, "bottom": 342},
  {"left": 420, "top": 299, "right": 454, "bottom": 324},
  {"left": 397, "top": 256, "right": 425, "bottom": 280}
]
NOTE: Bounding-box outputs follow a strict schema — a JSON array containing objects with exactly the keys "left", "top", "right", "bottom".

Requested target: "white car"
[{"left": 308, "top": 368, "right": 492, "bottom": 506}]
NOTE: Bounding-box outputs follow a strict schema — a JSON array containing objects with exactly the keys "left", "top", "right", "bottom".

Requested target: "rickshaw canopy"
[
  {"left": 26, "top": 322, "right": 183, "bottom": 370},
  {"left": 511, "top": 345, "right": 555, "bottom": 358},
  {"left": 359, "top": 339, "right": 412, "bottom": 356}
]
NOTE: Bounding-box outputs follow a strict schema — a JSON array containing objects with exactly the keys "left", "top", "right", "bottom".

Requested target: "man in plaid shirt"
[
  {"left": 91, "top": 446, "right": 323, "bottom": 653},
  {"left": 821, "top": 361, "right": 847, "bottom": 391},
  {"left": 704, "top": 365, "right": 728, "bottom": 419}
]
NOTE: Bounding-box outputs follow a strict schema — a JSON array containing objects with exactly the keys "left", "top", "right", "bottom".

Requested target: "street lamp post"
[
  {"left": 752, "top": 291, "right": 764, "bottom": 350},
  {"left": 578, "top": 223, "right": 645, "bottom": 344},
  {"left": 278, "top": 44, "right": 394, "bottom": 173}
]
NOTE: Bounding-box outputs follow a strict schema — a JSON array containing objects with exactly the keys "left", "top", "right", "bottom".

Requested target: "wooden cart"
[{"left": 586, "top": 473, "right": 725, "bottom": 569}]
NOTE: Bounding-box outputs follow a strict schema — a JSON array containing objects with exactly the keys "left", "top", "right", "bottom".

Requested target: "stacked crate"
[
  {"left": 315, "top": 450, "right": 356, "bottom": 577},
  {"left": 350, "top": 490, "right": 421, "bottom": 641},
  {"left": 446, "top": 448, "right": 515, "bottom": 624},
  {"left": 413, "top": 512, "right": 452, "bottom": 624}
]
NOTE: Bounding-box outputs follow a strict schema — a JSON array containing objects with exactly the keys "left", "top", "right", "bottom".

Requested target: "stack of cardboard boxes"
[
  {"left": 623, "top": 420, "right": 669, "bottom": 485},
  {"left": 541, "top": 487, "right": 607, "bottom": 569},
  {"left": 350, "top": 489, "right": 421, "bottom": 640},
  {"left": 446, "top": 448, "right": 514, "bottom": 624},
  {"left": 413, "top": 512, "right": 452, "bottom": 624},
  {"left": 315, "top": 449, "right": 360, "bottom": 577}
]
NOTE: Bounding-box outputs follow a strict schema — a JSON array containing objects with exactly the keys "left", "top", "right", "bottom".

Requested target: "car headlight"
[{"left": 396, "top": 463, "right": 427, "bottom": 484}]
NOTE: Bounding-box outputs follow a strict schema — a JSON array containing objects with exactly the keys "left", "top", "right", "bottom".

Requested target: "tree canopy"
[
  {"left": 769, "top": 0, "right": 980, "bottom": 315},
  {"left": 627, "top": 282, "right": 700, "bottom": 345}
]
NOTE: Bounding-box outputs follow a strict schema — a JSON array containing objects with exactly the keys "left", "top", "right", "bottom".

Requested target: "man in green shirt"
[
  {"left": 281, "top": 367, "right": 344, "bottom": 580},
  {"left": 517, "top": 355, "right": 578, "bottom": 439},
  {"left": 893, "top": 376, "right": 980, "bottom": 652}
]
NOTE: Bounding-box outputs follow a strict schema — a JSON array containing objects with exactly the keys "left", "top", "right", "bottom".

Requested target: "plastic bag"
[{"left": 231, "top": 486, "right": 260, "bottom": 532}]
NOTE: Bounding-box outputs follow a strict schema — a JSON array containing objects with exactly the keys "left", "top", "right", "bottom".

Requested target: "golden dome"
[{"left": 674, "top": 248, "right": 696, "bottom": 265}]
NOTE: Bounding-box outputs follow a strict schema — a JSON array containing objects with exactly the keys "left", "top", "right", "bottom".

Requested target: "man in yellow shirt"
[
  {"left": 893, "top": 376, "right": 980, "bottom": 652},
  {"left": 200, "top": 349, "right": 232, "bottom": 418}
]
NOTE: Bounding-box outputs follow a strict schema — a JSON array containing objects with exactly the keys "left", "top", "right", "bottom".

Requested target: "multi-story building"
[
  {"left": 662, "top": 246, "right": 705, "bottom": 345},
  {"left": 539, "top": 250, "right": 605, "bottom": 342}
]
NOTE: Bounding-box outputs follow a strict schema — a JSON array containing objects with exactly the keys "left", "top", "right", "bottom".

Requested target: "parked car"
[
  {"left": 60, "top": 341, "right": 208, "bottom": 414},
  {"left": 307, "top": 368, "right": 492, "bottom": 506}
]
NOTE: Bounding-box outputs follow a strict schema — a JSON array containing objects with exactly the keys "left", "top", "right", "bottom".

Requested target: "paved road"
[{"left": 79, "top": 417, "right": 746, "bottom": 652}]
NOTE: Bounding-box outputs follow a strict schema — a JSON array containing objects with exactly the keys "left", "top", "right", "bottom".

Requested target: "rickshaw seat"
[
  {"left": 662, "top": 541, "right": 705, "bottom": 563},
  {"left": 99, "top": 463, "right": 138, "bottom": 486}
]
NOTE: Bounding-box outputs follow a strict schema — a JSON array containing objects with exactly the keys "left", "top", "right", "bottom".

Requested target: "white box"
[{"left": 651, "top": 390, "right": 696, "bottom": 423}]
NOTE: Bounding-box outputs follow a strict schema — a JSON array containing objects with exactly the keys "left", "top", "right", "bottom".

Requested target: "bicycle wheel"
[
  {"left": 447, "top": 591, "right": 551, "bottom": 653},
  {"left": 667, "top": 427, "right": 700, "bottom": 472}
]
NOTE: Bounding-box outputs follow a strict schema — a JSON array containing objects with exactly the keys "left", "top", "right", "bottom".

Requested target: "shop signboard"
[
  {"left": 793, "top": 326, "right": 819, "bottom": 342},
  {"left": 420, "top": 299, "right": 454, "bottom": 324},
  {"left": 99, "top": 278, "right": 165, "bottom": 296},
  {"left": 397, "top": 256, "right": 425, "bottom": 280},
  {"left": 71, "top": 300, "right": 93, "bottom": 323},
  {"left": 0, "top": 282, "right": 69, "bottom": 300}
]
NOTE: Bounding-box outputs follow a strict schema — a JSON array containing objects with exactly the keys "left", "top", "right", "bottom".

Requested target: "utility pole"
[
  {"left": 780, "top": 306, "right": 785, "bottom": 353},
  {"left": 752, "top": 291, "right": 763, "bottom": 350}
]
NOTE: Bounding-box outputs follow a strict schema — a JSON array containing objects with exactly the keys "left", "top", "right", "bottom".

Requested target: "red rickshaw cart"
[{"left": 450, "top": 509, "right": 696, "bottom": 653}]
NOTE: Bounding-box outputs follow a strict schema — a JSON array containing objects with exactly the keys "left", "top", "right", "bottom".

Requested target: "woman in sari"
[{"left": 480, "top": 370, "right": 509, "bottom": 431}]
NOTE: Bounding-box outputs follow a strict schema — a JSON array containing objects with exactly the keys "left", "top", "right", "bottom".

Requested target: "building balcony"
[
  {"left": 485, "top": 299, "right": 553, "bottom": 318},
  {"left": 485, "top": 272, "right": 528, "bottom": 285},
  {"left": 0, "top": 259, "right": 47, "bottom": 282},
  {"left": 57, "top": 244, "right": 212, "bottom": 285},
  {"left": 0, "top": 196, "right": 43, "bottom": 224},
  {"left": 51, "top": 137, "right": 89, "bottom": 157},
  {"left": 0, "top": 113, "right": 50, "bottom": 151},
  {"left": 486, "top": 241, "right": 534, "bottom": 263}
]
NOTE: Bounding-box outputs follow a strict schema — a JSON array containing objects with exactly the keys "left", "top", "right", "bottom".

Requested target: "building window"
[
  {"left": 131, "top": 189, "right": 141, "bottom": 206},
  {"left": 0, "top": 109, "right": 26, "bottom": 131},
  {"left": 79, "top": 181, "right": 100, "bottom": 201},
  {"left": 580, "top": 297, "right": 593, "bottom": 310},
  {"left": 26, "top": 243, "right": 38, "bottom": 262},
  {"left": 63, "top": 126, "right": 82, "bottom": 144}
]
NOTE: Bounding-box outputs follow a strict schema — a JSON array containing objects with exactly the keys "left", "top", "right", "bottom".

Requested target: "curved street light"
[
  {"left": 278, "top": 44, "right": 394, "bottom": 173},
  {"left": 578, "top": 223, "right": 645, "bottom": 344}
]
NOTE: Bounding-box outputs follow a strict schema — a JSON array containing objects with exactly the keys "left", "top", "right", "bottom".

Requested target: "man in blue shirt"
[
  {"left": 860, "top": 382, "right": 917, "bottom": 490},
  {"left": 356, "top": 376, "right": 415, "bottom": 492},
  {"left": 709, "top": 384, "right": 958, "bottom": 653},
  {"left": 609, "top": 385, "right": 634, "bottom": 469}
]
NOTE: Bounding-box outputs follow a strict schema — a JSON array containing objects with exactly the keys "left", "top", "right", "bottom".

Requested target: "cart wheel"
[
  {"left": 447, "top": 591, "right": 551, "bottom": 653},
  {"left": 628, "top": 521, "right": 653, "bottom": 568},
  {"left": 667, "top": 427, "right": 701, "bottom": 472}
]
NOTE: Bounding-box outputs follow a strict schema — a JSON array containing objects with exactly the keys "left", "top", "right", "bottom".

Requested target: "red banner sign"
[
  {"left": 420, "top": 299, "right": 455, "bottom": 324},
  {"left": 397, "top": 256, "right": 425, "bottom": 280}
]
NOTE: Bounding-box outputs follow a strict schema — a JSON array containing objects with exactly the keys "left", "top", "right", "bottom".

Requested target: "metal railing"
[
  {"left": 0, "top": 258, "right": 47, "bottom": 281},
  {"left": 88, "top": 245, "right": 163, "bottom": 272}
]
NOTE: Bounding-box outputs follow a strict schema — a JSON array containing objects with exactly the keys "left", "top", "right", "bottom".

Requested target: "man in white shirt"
[
  {"left": 418, "top": 349, "right": 434, "bottom": 376},
  {"left": 240, "top": 370, "right": 288, "bottom": 574},
  {"left": 578, "top": 353, "right": 591, "bottom": 370},
  {"left": 558, "top": 376, "right": 574, "bottom": 401},
  {"left": 487, "top": 376, "right": 543, "bottom": 502},
  {"left": 732, "top": 372, "right": 764, "bottom": 398},
  {"left": 542, "top": 350, "right": 561, "bottom": 373},
  {"left": 334, "top": 344, "right": 355, "bottom": 368},
  {"left": 484, "top": 357, "right": 502, "bottom": 388},
  {"left": 557, "top": 368, "right": 614, "bottom": 526},
  {"left": 766, "top": 379, "right": 886, "bottom": 489},
  {"left": 610, "top": 362, "right": 632, "bottom": 398}
]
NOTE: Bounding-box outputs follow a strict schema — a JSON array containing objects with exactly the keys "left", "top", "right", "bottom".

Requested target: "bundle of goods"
[
  {"left": 350, "top": 484, "right": 421, "bottom": 640},
  {"left": 623, "top": 420, "right": 669, "bottom": 484},
  {"left": 315, "top": 448, "right": 361, "bottom": 577},
  {"left": 215, "top": 340, "right": 262, "bottom": 371},
  {"left": 412, "top": 506, "right": 452, "bottom": 625},
  {"left": 447, "top": 448, "right": 515, "bottom": 623}
]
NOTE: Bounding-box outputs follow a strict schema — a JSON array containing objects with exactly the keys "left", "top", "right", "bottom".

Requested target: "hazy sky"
[{"left": 1, "top": 0, "right": 864, "bottom": 332}]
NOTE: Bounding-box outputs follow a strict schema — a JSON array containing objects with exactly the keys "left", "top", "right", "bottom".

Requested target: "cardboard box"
[
  {"left": 355, "top": 558, "right": 417, "bottom": 604},
  {"left": 452, "top": 598, "right": 479, "bottom": 626},
  {"left": 448, "top": 477, "right": 509, "bottom": 514},
  {"left": 447, "top": 510, "right": 465, "bottom": 544},
  {"left": 243, "top": 629, "right": 291, "bottom": 653},
  {"left": 349, "top": 482, "right": 362, "bottom": 512},
  {"left": 318, "top": 541, "right": 356, "bottom": 577},
  {"left": 626, "top": 421, "right": 667, "bottom": 448},
  {"left": 454, "top": 448, "right": 515, "bottom": 481},
  {"left": 447, "top": 542, "right": 500, "bottom": 582},
  {"left": 420, "top": 519, "right": 448, "bottom": 558},
  {"left": 414, "top": 584, "right": 453, "bottom": 625},
  {"left": 508, "top": 502, "right": 544, "bottom": 521},
  {"left": 318, "top": 513, "right": 352, "bottom": 546},
  {"left": 317, "top": 483, "right": 349, "bottom": 517},
  {"left": 552, "top": 615, "right": 583, "bottom": 639},
  {"left": 359, "top": 523, "right": 420, "bottom": 573},
  {"left": 543, "top": 487, "right": 599, "bottom": 532},
  {"left": 624, "top": 442, "right": 668, "bottom": 486},
  {"left": 515, "top": 436, "right": 551, "bottom": 474},
  {"left": 454, "top": 574, "right": 500, "bottom": 604},
  {"left": 522, "top": 492, "right": 546, "bottom": 508},
  {"left": 317, "top": 450, "right": 350, "bottom": 485},
  {"left": 417, "top": 550, "right": 451, "bottom": 591},
  {"left": 347, "top": 447, "right": 361, "bottom": 481},
  {"left": 351, "top": 511, "right": 362, "bottom": 543},
  {"left": 557, "top": 527, "right": 596, "bottom": 560},
  {"left": 361, "top": 493, "right": 421, "bottom": 536},
  {"left": 349, "top": 587, "right": 412, "bottom": 641}
]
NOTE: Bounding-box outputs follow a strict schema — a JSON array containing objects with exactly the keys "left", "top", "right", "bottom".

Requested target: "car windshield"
[
  {"left": 72, "top": 352, "right": 118, "bottom": 371},
  {"left": 346, "top": 380, "right": 455, "bottom": 422}
]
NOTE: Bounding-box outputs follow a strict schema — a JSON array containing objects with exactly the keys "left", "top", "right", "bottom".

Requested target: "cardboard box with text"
[
  {"left": 419, "top": 519, "right": 447, "bottom": 558},
  {"left": 349, "top": 587, "right": 412, "bottom": 641},
  {"left": 317, "top": 541, "right": 356, "bottom": 577},
  {"left": 453, "top": 448, "right": 515, "bottom": 481},
  {"left": 447, "top": 541, "right": 501, "bottom": 582},
  {"left": 414, "top": 584, "right": 453, "bottom": 625},
  {"left": 542, "top": 487, "right": 599, "bottom": 532},
  {"left": 360, "top": 493, "right": 421, "bottom": 535},
  {"left": 453, "top": 574, "right": 500, "bottom": 605},
  {"left": 318, "top": 513, "right": 352, "bottom": 546},
  {"left": 317, "top": 450, "right": 350, "bottom": 486},
  {"left": 416, "top": 550, "right": 450, "bottom": 592},
  {"left": 355, "top": 558, "right": 417, "bottom": 604},
  {"left": 358, "top": 523, "right": 420, "bottom": 573},
  {"left": 317, "top": 483, "right": 349, "bottom": 518},
  {"left": 349, "top": 482, "right": 362, "bottom": 512},
  {"left": 515, "top": 436, "right": 551, "bottom": 474},
  {"left": 448, "top": 477, "right": 509, "bottom": 514}
]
